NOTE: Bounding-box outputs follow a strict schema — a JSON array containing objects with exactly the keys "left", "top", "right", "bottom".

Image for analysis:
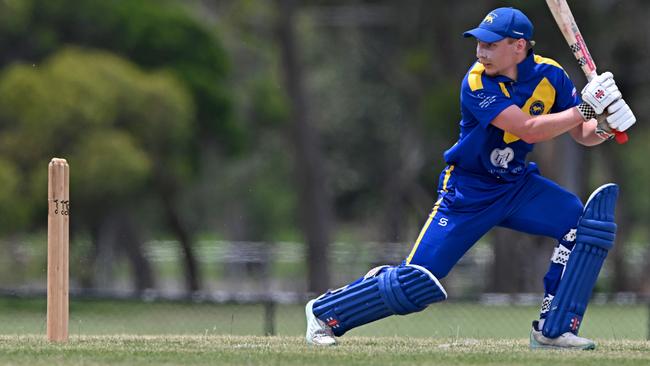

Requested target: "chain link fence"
[{"left": 1, "top": 239, "right": 648, "bottom": 339}]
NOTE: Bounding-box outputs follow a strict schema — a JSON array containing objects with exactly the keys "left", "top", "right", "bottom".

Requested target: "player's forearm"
[
  {"left": 520, "top": 107, "right": 585, "bottom": 143},
  {"left": 568, "top": 119, "right": 606, "bottom": 146}
]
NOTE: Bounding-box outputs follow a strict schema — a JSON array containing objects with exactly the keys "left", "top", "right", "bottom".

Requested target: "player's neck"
[
  {"left": 500, "top": 66, "right": 518, "bottom": 81},
  {"left": 499, "top": 53, "right": 528, "bottom": 81}
]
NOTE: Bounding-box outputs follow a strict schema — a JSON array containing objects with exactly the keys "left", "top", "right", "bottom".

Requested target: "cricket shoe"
[
  {"left": 530, "top": 320, "right": 595, "bottom": 350},
  {"left": 305, "top": 299, "right": 336, "bottom": 346}
]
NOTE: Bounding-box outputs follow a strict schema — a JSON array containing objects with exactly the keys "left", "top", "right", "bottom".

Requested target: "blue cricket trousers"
[{"left": 405, "top": 164, "right": 583, "bottom": 280}]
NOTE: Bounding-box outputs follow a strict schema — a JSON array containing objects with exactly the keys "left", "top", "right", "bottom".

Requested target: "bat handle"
[{"left": 614, "top": 131, "right": 628, "bottom": 144}]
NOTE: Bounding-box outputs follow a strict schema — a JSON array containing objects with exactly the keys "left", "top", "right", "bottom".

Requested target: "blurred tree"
[
  {"left": 0, "top": 0, "right": 236, "bottom": 294},
  {"left": 276, "top": 0, "right": 333, "bottom": 293},
  {"left": 0, "top": 47, "right": 194, "bottom": 293},
  {"left": 297, "top": 1, "right": 476, "bottom": 258},
  {"left": 0, "top": 158, "right": 23, "bottom": 233}
]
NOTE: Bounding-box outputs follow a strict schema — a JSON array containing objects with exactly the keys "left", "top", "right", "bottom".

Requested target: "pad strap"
[{"left": 550, "top": 244, "right": 571, "bottom": 266}]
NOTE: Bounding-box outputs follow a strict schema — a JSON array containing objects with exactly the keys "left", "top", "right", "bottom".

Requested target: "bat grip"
[{"left": 614, "top": 131, "right": 628, "bottom": 144}]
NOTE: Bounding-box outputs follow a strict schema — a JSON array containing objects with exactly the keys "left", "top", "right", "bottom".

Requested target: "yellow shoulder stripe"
[
  {"left": 498, "top": 82, "right": 510, "bottom": 98},
  {"left": 468, "top": 63, "right": 485, "bottom": 91},
  {"left": 534, "top": 55, "right": 563, "bottom": 70}
]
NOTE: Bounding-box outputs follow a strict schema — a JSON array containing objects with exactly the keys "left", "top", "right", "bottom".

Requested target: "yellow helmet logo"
[{"left": 483, "top": 13, "right": 497, "bottom": 24}]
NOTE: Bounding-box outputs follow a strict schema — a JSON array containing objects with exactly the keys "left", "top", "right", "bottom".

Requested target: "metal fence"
[{"left": 1, "top": 239, "right": 648, "bottom": 339}]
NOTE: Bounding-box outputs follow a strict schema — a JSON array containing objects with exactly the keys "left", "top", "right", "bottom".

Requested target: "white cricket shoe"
[
  {"left": 305, "top": 299, "right": 336, "bottom": 346},
  {"left": 530, "top": 321, "right": 595, "bottom": 350}
]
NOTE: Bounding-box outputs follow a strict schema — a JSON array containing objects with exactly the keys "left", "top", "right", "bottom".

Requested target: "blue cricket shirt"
[{"left": 443, "top": 51, "right": 581, "bottom": 182}]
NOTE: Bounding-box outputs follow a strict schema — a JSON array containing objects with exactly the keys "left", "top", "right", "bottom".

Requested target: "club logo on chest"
[{"left": 490, "top": 147, "right": 514, "bottom": 169}]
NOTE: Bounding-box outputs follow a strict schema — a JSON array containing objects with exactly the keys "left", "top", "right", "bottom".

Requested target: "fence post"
[{"left": 264, "top": 299, "right": 276, "bottom": 336}]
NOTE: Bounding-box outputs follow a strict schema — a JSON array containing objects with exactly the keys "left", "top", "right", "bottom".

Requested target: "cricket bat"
[{"left": 546, "top": 0, "right": 628, "bottom": 144}]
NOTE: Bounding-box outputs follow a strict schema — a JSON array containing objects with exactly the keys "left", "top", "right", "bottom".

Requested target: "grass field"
[
  {"left": 1, "top": 297, "right": 648, "bottom": 365},
  {"left": 0, "top": 297, "right": 647, "bottom": 339},
  {"left": 1, "top": 335, "right": 649, "bottom": 366}
]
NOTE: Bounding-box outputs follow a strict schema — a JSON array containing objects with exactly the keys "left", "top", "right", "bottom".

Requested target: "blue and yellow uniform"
[{"left": 405, "top": 51, "right": 583, "bottom": 292}]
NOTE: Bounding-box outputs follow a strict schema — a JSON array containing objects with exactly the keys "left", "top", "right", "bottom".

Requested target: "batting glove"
[{"left": 581, "top": 72, "right": 622, "bottom": 116}]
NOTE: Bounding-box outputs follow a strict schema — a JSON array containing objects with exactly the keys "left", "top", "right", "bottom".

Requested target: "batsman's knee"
[
  {"left": 555, "top": 192, "right": 584, "bottom": 239},
  {"left": 402, "top": 258, "right": 454, "bottom": 280},
  {"left": 377, "top": 264, "right": 448, "bottom": 314},
  {"left": 312, "top": 264, "right": 447, "bottom": 336}
]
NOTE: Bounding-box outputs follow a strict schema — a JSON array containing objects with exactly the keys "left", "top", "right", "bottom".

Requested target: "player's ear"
[{"left": 516, "top": 38, "right": 527, "bottom": 53}]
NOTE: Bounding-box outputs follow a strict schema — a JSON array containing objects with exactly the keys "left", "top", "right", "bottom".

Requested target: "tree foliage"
[
  {"left": 0, "top": 46, "right": 193, "bottom": 232},
  {"left": 0, "top": 0, "right": 238, "bottom": 153}
]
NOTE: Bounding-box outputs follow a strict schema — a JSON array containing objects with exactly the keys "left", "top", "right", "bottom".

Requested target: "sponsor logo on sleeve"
[
  {"left": 477, "top": 93, "right": 497, "bottom": 108},
  {"left": 529, "top": 100, "right": 545, "bottom": 115}
]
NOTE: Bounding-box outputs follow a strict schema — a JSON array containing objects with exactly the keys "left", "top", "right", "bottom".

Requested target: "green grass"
[
  {"left": 0, "top": 335, "right": 649, "bottom": 366},
  {"left": 0, "top": 297, "right": 647, "bottom": 339},
  {"left": 1, "top": 297, "right": 648, "bottom": 365}
]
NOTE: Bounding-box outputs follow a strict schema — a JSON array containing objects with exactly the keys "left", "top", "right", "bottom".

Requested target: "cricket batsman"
[{"left": 305, "top": 7, "right": 636, "bottom": 349}]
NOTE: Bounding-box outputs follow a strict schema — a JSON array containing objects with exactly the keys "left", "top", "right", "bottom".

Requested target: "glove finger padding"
[
  {"left": 611, "top": 115, "right": 636, "bottom": 132},
  {"left": 606, "top": 100, "right": 636, "bottom": 132},
  {"left": 607, "top": 99, "right": 626, "bottom": 114},
  {"left": 594, "top": 71, "right": 613, "bottom": 83},
  {"left": 599, "top": 77, "right": 615, "bottom": 89}
]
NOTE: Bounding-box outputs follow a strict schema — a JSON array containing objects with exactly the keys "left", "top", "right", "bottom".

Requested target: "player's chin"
[
  {"left": 484, "top": 67, "right": 498, "bottom": 76},
  {"left": 480, "top": 62, "right": 496, "bottom": 75}
]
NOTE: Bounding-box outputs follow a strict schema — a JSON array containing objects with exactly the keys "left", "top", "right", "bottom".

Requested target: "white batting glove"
[
  {"left": 605, "top": 98, "right": 636, "bottom": 132},
  {"left": 581, "top": 72, "right": 622, "bottom": 114}
]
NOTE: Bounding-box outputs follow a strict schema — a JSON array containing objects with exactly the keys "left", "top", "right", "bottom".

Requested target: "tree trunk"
[
  {"left": 161, "top": 192, "right": 201, "bottom": 294},
  {"left": 115, "top": 210, "right": 155, "bottom": 293},
  {"left": 276, "top": 0, "right": 332, "bottom": 293},
  {"left": 90, "top": 210, "right": 156, "bottom": 293},
  {"left": 489, "top": 229, "right": 521, "bottom": 293},
  {"left": 93, "top": 214, "right": 118, "bottom": 291}
]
